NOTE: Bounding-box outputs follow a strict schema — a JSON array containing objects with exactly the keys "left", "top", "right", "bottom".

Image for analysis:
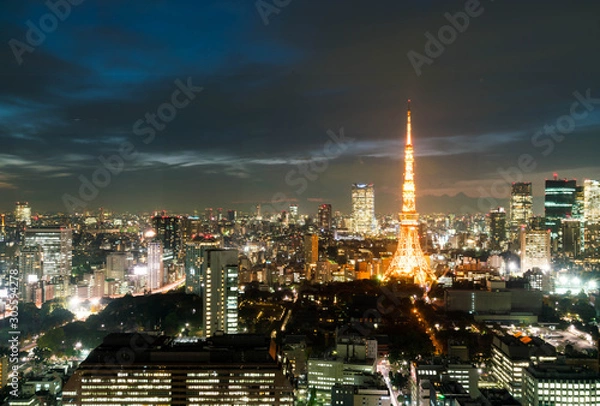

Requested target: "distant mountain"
[{"left": 418, "top": 192, "right": 509, "bottom": 214}]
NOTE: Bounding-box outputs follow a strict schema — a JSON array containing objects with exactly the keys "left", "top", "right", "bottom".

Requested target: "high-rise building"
[
  {"left": 184, "top": 234, "right": 221, "bottom": 295},
  {"left": 520, "top": 229, "right": 551, "bottom": 273},
  {"left": 318, "top": 204, "right": 332, "bottom": 231},
  {"left": 106, "top": 252, "right": 133, "bottom": 280},
  {"left": 14, "top": 202, "right": 31, "bottom": 225},
  {"left": 23, "top": 227, "right": 72, "bottom": 280},
  {"left": 489, "top": 207, "right": 507, "bottom": 251},
  {"left": 304, "top": 233, "right": 318, "bottom": 264},
  {"left": 152, "top": 215, "right": 185, "bottom": 257},
  {"left": 584, "top": 179, "right": 600, "bottom": 223},
  {"left": 545, "top": 174, "right": 577, "bottom": 250},
  {"left": 584, "top": 179, "right": 600, "bottom": 258},
  {"left": 147, "top": 241, "right": 163, "bottom": 291},
  {"left": 227, "top": 209, "right": 236, "bottom": 222},
  {"left": 510, "top": 182, "right": 533, "bottom": 239},
  {"left": 203, "top": 249, "right": 239, "bottom": 337},
  {"left": 385, "top": 101, "right": 435, "bottom": 287},
  {"left": 574, "top": 185, "right": 585, "bottom": 220},
  {"left": 289, "top": 204, "right": 298, "bottom": 219},
  {"left": 352, "top": 184, "right": 376, "bottom": 235},
  {"left": 63, "top": 334, "right": 295, "bottom": 405},
  {"left": 522, "top": 363, "right": 600, "bottom": 406},
  {"left": 18, "top": 245, "right": 43, "bottom": 302},
  {"left": 562, "top": 219, "right": 582, "bottom": 257}
]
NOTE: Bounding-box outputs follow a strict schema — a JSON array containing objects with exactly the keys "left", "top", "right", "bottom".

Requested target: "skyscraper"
[
  {"left": 106, "top": 252, "right": 133, "bottom": 280},
  {"left": 14, "top": 201, "right": 31, "bottom": 225},
  {"left": 147, "top": 241, "right": 163, "bottom": 291},
  {"left": 184, "top": 234, "right": 221, "bottom": 295},
  {"left": 304, "top": 233, "right": 318, "bottom": 264},
  {"left": 23, "top": 227, "right": 72, "bottom": 298},
  {"left": 584, "top": 179, "right": 600, "bottom": 223},
  {"left": 152, "top": 215, "right": 185, "bottom": 257},
  {"left": 544, "top": 174, "right": 576, "bottom": 250},
  {"left": 510, "top": 182, "right": 533, "bottom": 241},
  {"left": 318, "top": 204, "right": 332, "bottom": 231},
  {"left": 289, "top": 204, "right": 298, "bottom": 219},
  {"left": 203, "top": 249, "right": 239, "bottom": 337},
  {"left": 351, "top": 184, "right": 375, "bottom": 235},
  {"left": 583, "top": 179, "right": 600, "bottom": 257},
  {"left": 520, "top": 229, "right": 551, "bottom": 273},
  {"left": 18, "top": 245, "right": 43, "bottom": 301},
  {"left": 24, "top": 227, "right": 72, "bottom": 279},
  {"left": 489, "top": 207, "right": 507, "bottom": 251},
  {"left": 385, "top": 101, "right": 435, "bottom": 287}
]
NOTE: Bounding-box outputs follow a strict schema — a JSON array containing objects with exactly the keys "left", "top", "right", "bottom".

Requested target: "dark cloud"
[{"left": 1, "top": 0, "right": 600, "bottom": 214}]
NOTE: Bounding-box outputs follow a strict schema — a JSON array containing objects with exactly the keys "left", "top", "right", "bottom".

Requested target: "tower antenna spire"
[{"left": 406, "top": 99, "right": 412, "bottom": 146}]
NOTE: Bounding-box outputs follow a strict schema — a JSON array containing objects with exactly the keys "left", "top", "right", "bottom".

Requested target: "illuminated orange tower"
[{"left": 384, "top": 101, "right": 436, "bottom": 288}]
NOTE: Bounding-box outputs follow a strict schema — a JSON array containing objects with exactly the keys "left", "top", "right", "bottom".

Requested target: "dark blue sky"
[{"left": 2, "top": 0, "right": 600, "bottom": 215}]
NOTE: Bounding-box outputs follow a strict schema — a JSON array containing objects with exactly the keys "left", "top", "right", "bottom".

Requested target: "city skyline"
[{"left": 2, "top": 1, "right": 600, "bottom": 214}]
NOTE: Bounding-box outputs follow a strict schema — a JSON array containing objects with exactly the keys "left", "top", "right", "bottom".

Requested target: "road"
[
  {"left": 108, "top": 276, "right": 185, "bottom": 298},
  {"left": 377, "top": 358, "right": 400, "bottom": 406}
]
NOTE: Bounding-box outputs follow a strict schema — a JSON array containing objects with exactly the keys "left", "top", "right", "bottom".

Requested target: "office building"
[
  {"left": 203, "top": 249, "right": 239, "bottom": 337},
  {"left": 18, "top": 245, "right": 43, "bottom": 302},
  {"left": 522, "top": 363, "right": 600, "bottom": 406},
  {"left": 510, "top": 182, "right": 533, "bottom": 237},
  {"left": 584, "top": 179, "right": 600, "bottom": 258},
  {"left": 63, "top": 333, "right": 294, "bottom": 405},
  {"left": 304, "top": 233, "right": 318, "bottom": 264},
  {"left": 573, "top": 185, "right": 585, "bottom": 219},
  {"left": 318, "top": 204, "right": 332, "bottom": 231},
  {"left": 491, "top": 333, "right": 556, "bottom": 399},
  {"left": 584, "top": 179, "right": 600, "bottom": 223},
  {"left": 520, "top": 229, "right": 551, "bottom": 273},
  {"left": 352, "top": 184, "right": 376, "bottom": 235},
  {"left": 289, "top": 204, "right": 298, "bottom": 219},
  {"left": 331, "top": 383, "right": 391, "bottom": 406},
  {"left": 23, "top": 227, "right": 72, "bottom": 283},
  {"left": 14, "top": 201, "right": 31, "bottom": 225},
  {"left": 106, "top": 251, "right": 133, "bottom": 280},
  {"left": 308, "top": 338, "right": 379, "bottom": 404},
  {"left": 562, "top": 219, "right": 582, "bottom": 257},
  {"left": 184, "top": 234, "right": 221, "bottom": 295},
  {"left": 410, "top": 360, "right": 480, "bottom": 406},
  {"left": 227, "top": 209, "right": 236, "bottom": 222},
  {"left": 152, "top": 215, "right": 186, "bottom": 257},
  {"left": 545, "top": 175, "right": 577, "bottom": 251},
  {"left": 147, "top": 241, "right": 163, "bottom": 291},
  {"left": 488, "top": 207, "right": 507, "bottom": 251}
]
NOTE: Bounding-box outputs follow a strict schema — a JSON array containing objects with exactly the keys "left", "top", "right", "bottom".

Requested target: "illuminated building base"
[{"left": 385, "top": 222, "right": 436, "bottom": 288}]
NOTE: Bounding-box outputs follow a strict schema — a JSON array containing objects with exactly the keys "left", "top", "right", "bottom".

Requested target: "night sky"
[{"left": 2, "top": 0, "right": 600, "bottom": 215}]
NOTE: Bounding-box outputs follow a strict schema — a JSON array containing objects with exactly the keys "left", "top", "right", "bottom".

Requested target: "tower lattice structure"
[{"left": 384, "top": 101, "right": 436, "bottom": 288}]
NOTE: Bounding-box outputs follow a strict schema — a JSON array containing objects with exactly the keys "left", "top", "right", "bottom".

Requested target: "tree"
[{"left": 37, "top": 328, "right": 66, "bottom": 354}]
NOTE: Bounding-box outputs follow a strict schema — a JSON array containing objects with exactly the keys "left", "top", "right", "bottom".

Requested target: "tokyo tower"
[{"left": 384, "top": 100, "right": 436, "bottom": 288}]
